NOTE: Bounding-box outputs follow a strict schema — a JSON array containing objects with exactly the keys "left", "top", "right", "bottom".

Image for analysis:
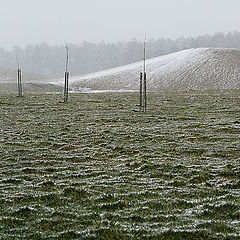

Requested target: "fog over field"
[
  {"left": 1, "top": 0, "right": 240, "bottom": 49},
  {"left": 1, "top": 0, "right": 240, "bottom": 79}
]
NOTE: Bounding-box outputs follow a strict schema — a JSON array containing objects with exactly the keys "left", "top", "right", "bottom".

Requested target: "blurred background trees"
[{"left": 1, "top": 31, "right": 240, "bottom": 79}]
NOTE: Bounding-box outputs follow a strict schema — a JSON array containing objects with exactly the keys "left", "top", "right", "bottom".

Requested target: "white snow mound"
[{"left": 59, "top": 48, "right": 240, "bottom": 91}]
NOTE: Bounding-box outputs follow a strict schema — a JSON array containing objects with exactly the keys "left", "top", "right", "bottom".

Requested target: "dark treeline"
[{"left": 1, "top": 31, "right": 240, "bottom": 79}]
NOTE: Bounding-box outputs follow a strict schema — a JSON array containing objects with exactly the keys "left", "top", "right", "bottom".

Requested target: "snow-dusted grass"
[{"left": 0, "top": 91, "right": 240, "bottom": 239}]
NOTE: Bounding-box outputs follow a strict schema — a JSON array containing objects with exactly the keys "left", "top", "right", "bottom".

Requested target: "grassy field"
[{"left": 0, "top": 91, "right": 239, "bottom": 239}]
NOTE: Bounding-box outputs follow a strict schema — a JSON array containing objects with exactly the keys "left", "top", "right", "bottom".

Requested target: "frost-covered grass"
[{"left": 0, "top": 91, "right": 239, "bottom": 239}]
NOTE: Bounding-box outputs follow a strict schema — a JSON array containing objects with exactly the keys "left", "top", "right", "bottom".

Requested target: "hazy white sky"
[{"left": 0, "top": 0, "right": 240, "bottom": 49}]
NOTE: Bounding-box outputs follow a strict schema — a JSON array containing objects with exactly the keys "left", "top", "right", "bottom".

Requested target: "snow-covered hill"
[{"left": 59, "top": 48, "right": 240, "bottom": 91}]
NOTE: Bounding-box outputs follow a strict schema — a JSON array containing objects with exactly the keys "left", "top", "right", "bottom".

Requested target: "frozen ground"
[
  {"left": 0, "top": 91, "right": 239, "bottom": 239},
  {"left": 49, "top": 48, "right": 240, "bottom": 92}
]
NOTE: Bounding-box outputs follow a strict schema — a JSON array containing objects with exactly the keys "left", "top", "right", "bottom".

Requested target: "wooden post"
[
  {"left": 20, "top": 68, "right": 23, "bottom": 97},
  {"left": 64, "top": 43, "right": 69, "bottom": 103},
  {"left": 16, "top": 55, "right": 23, "bottom": 97},
  {"left": 17, "top": 68, "right": 20, "bottom": 97},
  {"left": 140, "top": 72, "right": 143, "bottom": 111},
  {"left": 17, "top": 68, "right": 23, "bottom": 97},
  {"left": 143, "top": 72, "right": 147, "bottom": 111},
  {"left": 64, "top": 71, "right": 69, "bottom": 103}
]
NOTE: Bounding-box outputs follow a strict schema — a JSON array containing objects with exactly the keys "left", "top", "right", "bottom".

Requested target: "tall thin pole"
[
  {"left": 143, "top": 36, "right": 146, "bottom": 74},
  {"left": 139, "top": 71, "right": 143, "bottom": 111},
  {"left": 16, "top": 55, "right": 23, "bottom": 97},
  {"left": 65, "top": 43, "right": 69, "bottom": 73},
  {"left": 19, "top": 69, "right": 22, "bottom": 97},
  {"left": 143, "top": 72, "right": 147, "bottom": 111},
  {"left": 17, "top": 68, "right": 20, "bottom": 97},
  {"left": 143, "top": 35, "right": 147, "bottom": 111},
  {"left": 64, "top": 43, "right": 69, "bottom": 103},
  {"left": 64, "top": 72, "right": 69, "bottom": 103}
]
